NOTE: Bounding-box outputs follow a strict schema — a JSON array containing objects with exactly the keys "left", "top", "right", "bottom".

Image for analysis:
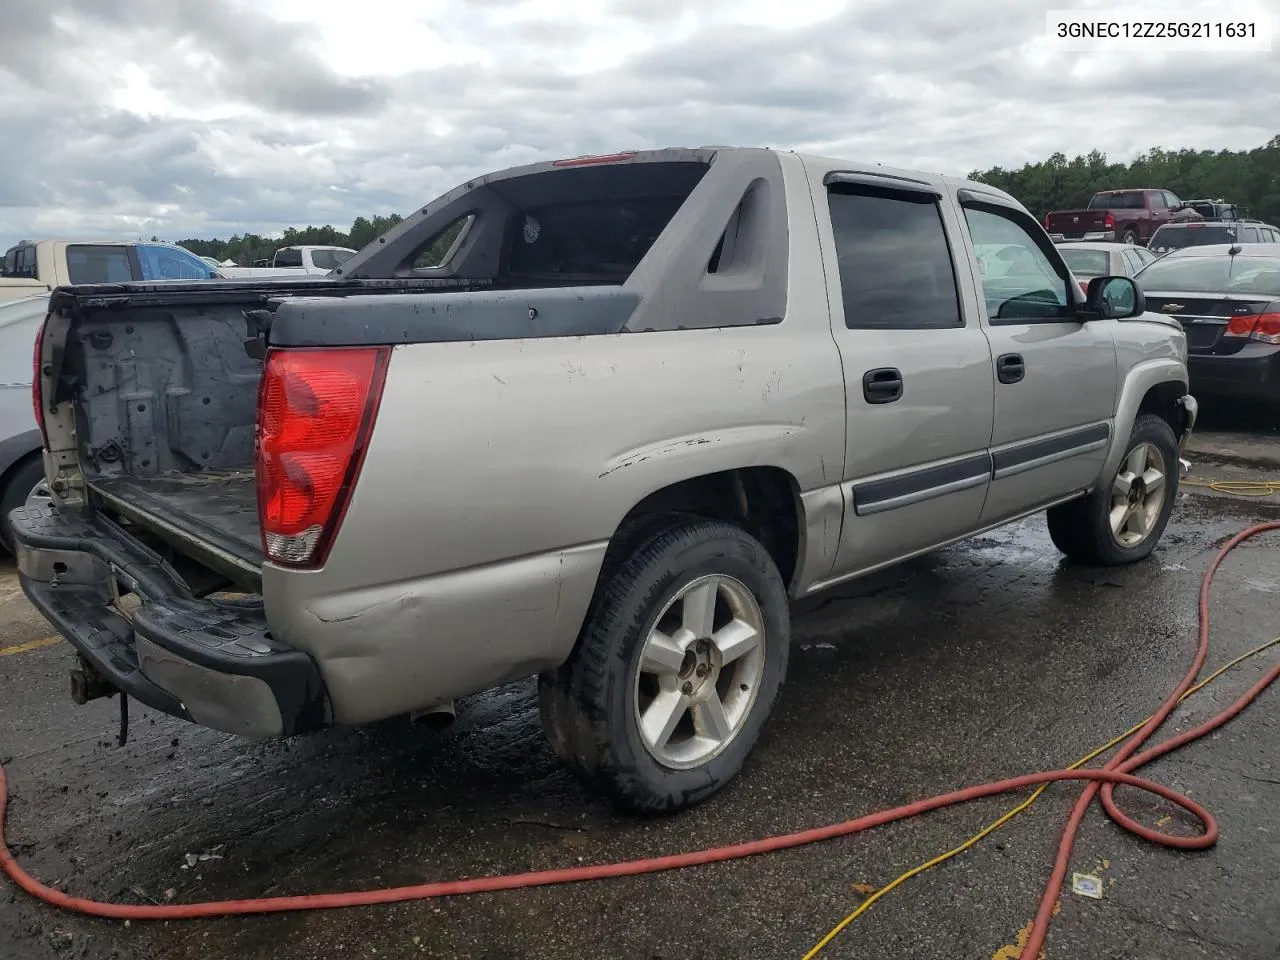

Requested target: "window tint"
[
  {"left": 1089, "top": 191, "right": 1145, "bottom": 210},
  {"left": 826, "top": 186, "right": 961, "bottom": 330},
  {"left": 1149, "top": 192, "right": 1167, "bottom": 209},
  {"left": 66, "top": 245, "right": 134, "bottom": 284},
  {"left": 2, "top": 245, "right": 38, "bottom": 279},
  {"left": 274, "top": 248, "right": 303, "bottom": 267},
  {"left": 136, "top": 244, "right": 213, "bottom": 281},
  {"left": 963, "top": 207, "right": 1071, "bottom": 322},
  {"left": 310, "top": 248, "right": 354, "bottom": 270},
  {"left": 1242, "top": 227, "right": 1260, "bottom": 243},
  {"left": 1059, "top": 248, "right": 1109, "bottom": 277},
  {"left": 1163, "top": 191, "right": 1181, "bottom": 208}
]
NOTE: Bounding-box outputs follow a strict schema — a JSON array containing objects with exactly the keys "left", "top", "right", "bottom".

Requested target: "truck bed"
[{"left": 92, "top": 472, "right": 262, "bottom": 582}]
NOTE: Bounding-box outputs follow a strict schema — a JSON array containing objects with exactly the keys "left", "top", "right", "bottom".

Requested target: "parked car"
[
  {"left": 1134, "top": 243, "right": 1280, "bottom": 403},
  {"left": 1044, "top": 189, "right": 1183, "bottom": 246},
  {"left": 1054, "top": 241, "right": 1157, "bottom": 292},
  {"left": 0, "top": 240, "right": 219, "bottom": 304},
  {"left": 1149, "top": 219, "right": 1280, "bottom": 256},
  {"left": 15, "top": 148, "right": 1197, "bottom": 813},
  {"left": 0, "top": 294, "right": 51, "bottom": 551},
  {"left": 215, "top": 245, "right": 357, "bottom": 278}
]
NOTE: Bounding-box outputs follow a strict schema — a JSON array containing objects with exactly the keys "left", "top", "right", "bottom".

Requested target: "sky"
[{"left": 0, "top": 0, "right": 1277, "bottom": 251}]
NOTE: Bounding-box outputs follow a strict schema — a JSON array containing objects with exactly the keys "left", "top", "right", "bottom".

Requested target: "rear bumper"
[
  {"left": 1048, "top": 230, "right": 1116, "bottom": 242},
  {"left": 10, "top": 502, "right": 328, "bottom": 738},
  {"left": 1187, "top": 345, "right": 1280, "bottom": 402}
]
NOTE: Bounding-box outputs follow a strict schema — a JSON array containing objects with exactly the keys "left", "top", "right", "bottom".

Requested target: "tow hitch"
[
  {"left": 69, "top": 656, "right": 130, "bottom": 747},
  {"left": 69, "top": 655, "right": 115, "bottom": 705}
]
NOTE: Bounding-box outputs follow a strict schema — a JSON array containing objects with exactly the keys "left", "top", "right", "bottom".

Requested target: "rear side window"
[
  {"left": 826, "top": 185, "right": 962, "bottom": 330},
  {"left": 1090, "top": 191, "right": 1145, "bottom": 210},
  {"left": 275, "top": 248, "right": 303, "bottom": 267},
  {"left": 66, "top": 245, "right": 134, "bottom": 284},
  {"left": 1242, "top": 227, "right": 1260, "bottom": 242}
]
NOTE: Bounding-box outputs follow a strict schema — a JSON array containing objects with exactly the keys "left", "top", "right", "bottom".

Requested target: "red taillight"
[
  {"left": 1104, "top": 212, "right": 1115, "bottom": 229},
  {"left": 256, "top": 346, "right": 389, "bottom": 567},
  {"left": 1043, "top": 214, "right": 1052, "bottom": 229},
  {"left": 32, "top": 319, "right": 47, "bottom": 443},
  {"left": 551, "top": 152, "right": 636, "bottom": 167},
  {"left": 1225, "top": 313, "right": 1280, "bottom": 344}
]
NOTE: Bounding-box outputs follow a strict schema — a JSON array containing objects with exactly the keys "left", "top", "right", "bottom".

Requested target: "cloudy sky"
[{"left": 0, "top": 0, "right": 1276, "bottom": 250}]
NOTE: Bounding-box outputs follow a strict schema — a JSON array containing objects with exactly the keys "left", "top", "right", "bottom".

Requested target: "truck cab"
[{"left": 0, "top": 240, "right": 217, "bottom": 304}]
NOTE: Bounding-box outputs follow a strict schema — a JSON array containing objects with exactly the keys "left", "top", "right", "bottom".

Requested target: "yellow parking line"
[{"left": 0, "top": 636, "right": 63, "bottom": 657}]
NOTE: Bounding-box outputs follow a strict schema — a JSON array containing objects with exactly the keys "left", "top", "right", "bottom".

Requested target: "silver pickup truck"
[{"left": 15, "top": 147, "right": 1196, "bottom": 813}]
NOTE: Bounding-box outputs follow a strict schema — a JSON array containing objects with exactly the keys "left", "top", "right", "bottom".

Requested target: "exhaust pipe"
[{"left": 409, "top": 700, "right": 456, "bottom": 729}]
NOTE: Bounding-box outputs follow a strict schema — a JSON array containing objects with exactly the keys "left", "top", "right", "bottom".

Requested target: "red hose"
[{"left": 2, "top": 522, "right": 1278, "bottom": 957}]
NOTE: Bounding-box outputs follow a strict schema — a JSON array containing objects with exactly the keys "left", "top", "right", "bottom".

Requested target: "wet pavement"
[{"left": 2, "top": 454, "right": 1278, "bottom": 959}]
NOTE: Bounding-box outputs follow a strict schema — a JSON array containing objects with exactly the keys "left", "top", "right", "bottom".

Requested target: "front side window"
[
  {"left": 136, "top": 244, "right": 214, "bottom": 281},
  {"left": 66, "top": 245, "right": 134, "bottom": 284},
  {"left": 1149, "top": 192, "right": 1168, "bottom": 209},
  {"left": 826, "top": 185, "right": 962, "bottom": 330},
  {"left": 963, "top": 206, "right": 1071, "bottom": 322}
]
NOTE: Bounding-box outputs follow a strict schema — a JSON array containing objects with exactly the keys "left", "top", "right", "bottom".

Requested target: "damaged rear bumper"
[{"left": 10, "top": 502, "right": 328, "bottom": 738}]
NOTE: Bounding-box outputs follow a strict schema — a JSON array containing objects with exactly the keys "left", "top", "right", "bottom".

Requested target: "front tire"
[
  {"left": 538, "top": 518, "right": 790, "bottom": 814},
  {"left": 1047, "top": 413, "right": 1179, "bottom": 566}
]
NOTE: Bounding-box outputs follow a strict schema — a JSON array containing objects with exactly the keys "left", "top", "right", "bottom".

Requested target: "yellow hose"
[{"left": 1181, "top": 478, "right": 1280, "bottom": 497}]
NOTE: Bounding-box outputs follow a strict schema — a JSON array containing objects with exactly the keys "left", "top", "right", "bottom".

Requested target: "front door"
[
  {"left": 806, "top": 165, "right": 996, "bottom": 584},
  {"left": 955, "top": 196, "right": 1119, "bottom": 525}
]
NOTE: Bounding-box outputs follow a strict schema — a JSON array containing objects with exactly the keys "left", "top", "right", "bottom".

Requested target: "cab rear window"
[{"left": 66, "top": 245, "right": 134, "bottom": 284}]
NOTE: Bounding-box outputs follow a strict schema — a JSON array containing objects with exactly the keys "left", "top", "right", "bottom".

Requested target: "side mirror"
[{"left": 1084, "top": 275, "right": 1144, "bottom": 320}]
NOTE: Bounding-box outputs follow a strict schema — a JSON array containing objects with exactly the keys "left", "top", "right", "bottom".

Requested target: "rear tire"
[
  {"left": 0, "top": 456, "right": 48, "bottom": 555},
  {"left": 1120, "top": 228, "right": 1140, "bottom": 245},
  {"left": 538, "top": 518, "right": 790, "bottom": 814},
  {"left": 1047, "top": 414, "right": 1178, "bottom": 566}
]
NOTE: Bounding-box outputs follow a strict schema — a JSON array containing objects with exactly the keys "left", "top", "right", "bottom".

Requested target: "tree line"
[
  {"left": 968, "top": 135, "right": 1280, "bottom": 223},
  {"left": 177, "top": 214, "right": 405, "bottom": 265},
  {"left": 171, "top": 135, "right": 1280, "bottom": 265}
]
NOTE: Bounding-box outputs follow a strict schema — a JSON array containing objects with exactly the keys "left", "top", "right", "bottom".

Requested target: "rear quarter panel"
[{"left": 261, "top": 150, "right": 849, "bottom": 723}]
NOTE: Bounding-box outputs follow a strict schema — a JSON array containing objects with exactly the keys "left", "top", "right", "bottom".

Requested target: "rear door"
[
  {"left": 952, "top": 191, "right": 1119, "bottom": 525},
  {"left": 804, "top": 163, "right": 995, "bottom": 581}
]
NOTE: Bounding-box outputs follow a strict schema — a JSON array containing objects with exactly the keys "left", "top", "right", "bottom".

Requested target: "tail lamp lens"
[
  {"left": 32, "top": 319, "right": 47, "bottom": 441},
  {"left": 256, "top": 347, "right": 389, "bottom": 567},
  {"left": 1224, "top": 313, "right": 1280, "bottom": 344}
]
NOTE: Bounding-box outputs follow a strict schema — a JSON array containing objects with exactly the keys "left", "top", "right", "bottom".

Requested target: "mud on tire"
[{"left": 538, "top": 518, "right": 790, "bottom": 814}]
